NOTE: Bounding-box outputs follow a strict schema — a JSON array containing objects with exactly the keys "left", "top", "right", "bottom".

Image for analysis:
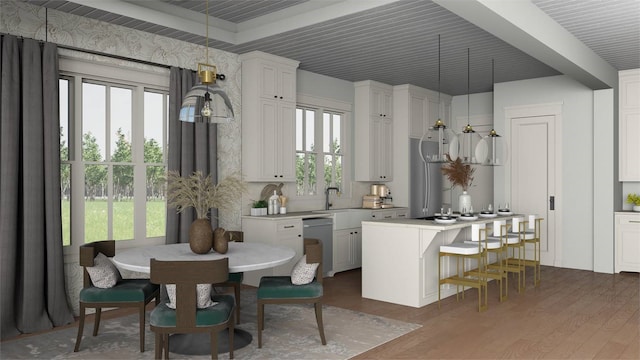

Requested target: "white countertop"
[
  {"left": 362, "top": 214, "right": 525, "bottom": 230},
  {"left": 241, "top": 211, "right": 332, "bottom": 220}
]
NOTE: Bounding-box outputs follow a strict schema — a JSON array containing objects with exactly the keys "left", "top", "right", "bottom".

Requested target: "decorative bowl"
[{"left": 434, "top": 216, "right": 456, "bottom": 224}]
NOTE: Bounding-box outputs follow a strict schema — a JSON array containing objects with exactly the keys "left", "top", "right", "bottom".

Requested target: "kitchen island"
[{"left": 361, "top": 216, "right": 521, "bottom": 308}]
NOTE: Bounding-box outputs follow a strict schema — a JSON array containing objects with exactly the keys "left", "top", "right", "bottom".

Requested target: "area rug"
[{"left": 1, "top": 289, "right": 420, "bottom": 359}]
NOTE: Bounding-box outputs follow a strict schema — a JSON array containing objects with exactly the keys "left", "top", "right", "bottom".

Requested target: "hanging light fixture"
[
  {"left": 179, "top": 0, "right": 234, "bottom": 123},
  {"left": 458, "top": 48, "right": 482, "bottom": 164},
  {"left": 477, "top": 59, "right": 507, "bottom": 165},
  {"left": 424, "top": 34, "right": 457, "bottom": 163}
]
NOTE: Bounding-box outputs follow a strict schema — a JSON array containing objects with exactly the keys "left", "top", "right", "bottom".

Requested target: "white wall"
[{"left": 494, "top": 75, "right": 609, "bottom": 271}]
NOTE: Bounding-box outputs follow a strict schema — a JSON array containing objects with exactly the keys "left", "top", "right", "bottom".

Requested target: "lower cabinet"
[
  {"left": 615, "top": 213, "right": 640, "bottom": 273},
  {"left": 241, "top": 217, "right": 303, "bottom": 286},
  {"left": 333, "top": 228, "right": 362, "bottom": 273}
]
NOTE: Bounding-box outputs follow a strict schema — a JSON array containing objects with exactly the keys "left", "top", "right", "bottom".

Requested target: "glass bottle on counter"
[{"left": 268, "top": 190, "right": 281, "bottom": 215}]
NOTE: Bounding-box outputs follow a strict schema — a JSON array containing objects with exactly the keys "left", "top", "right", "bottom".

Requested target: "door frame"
[{"left": 504, "top": 102, "right": 563, "bottom": 267}]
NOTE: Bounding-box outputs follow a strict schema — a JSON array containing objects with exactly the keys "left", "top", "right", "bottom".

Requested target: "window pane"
[
  {"left": 305, "top": 110, "right": 314, "bottom": 152},
  {"left": 111, "top": 87, "right": 132, "bottom": 162},
  {"left": 333, "top": 114, "right": 342, "bottom": 155},
  {"left": 147, "top": 165, "right": 166, "bottom": 238},
  {"left": 323, "top": 113, "right": 330, "bottom": 153},
  {"left": 296, "top": 153, "right": 305, "bottom": 196},
  {"left": 144, "top": 91, "right": 165, "bottom": 163},
  {"left": 113, "top": 165, "right": 134, "bottom": 240},
  {"left": 308, "top": 153, "right": 317, "bottom": 195},
  {"left": 335, "top": 154, "right": 343, "bottom": 187},
  {"left": 296, "top": 109, "right": 303, "bottom": 151},
  {"left": 324, "top": 155, "right": 333, "bottom": 189},
  {"left": 60, "top": 79, "right": 70, "bottom": 161},
  {"left": 82, "top": 83, "right": 106, "bottom": 161},
  {"left": 84, "top": 164, "right": 107, "bottom": 243},
  {"left": 61, "top": 163, "right": 71, "bottom": 246}
]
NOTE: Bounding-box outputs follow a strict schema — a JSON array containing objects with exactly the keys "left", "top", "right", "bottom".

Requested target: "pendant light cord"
[
  {"left": 205, "top": 0, "right": 209, "bottom": 64},
  {"left": 467, "top": 48, "right": 470, "bottom": 126}
]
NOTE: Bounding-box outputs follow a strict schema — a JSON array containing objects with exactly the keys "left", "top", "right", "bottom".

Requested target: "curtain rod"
[
  {"left": 1, "top": 32, "right": 227, "bottom": 80},
  {"left": 2, "top": 32, "right": 171, "bottom": 69}
]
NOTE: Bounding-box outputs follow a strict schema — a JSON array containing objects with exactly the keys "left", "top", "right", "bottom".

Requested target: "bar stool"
[
  {"left": 438, "top": 227, "right": 489, "bottom": 312},
  {"left": 518, "top": 215, "right": 543, "bottom": 287},
  {"left": 488, "top": 218, "right": 526, "bottom": 294},
  {"left": 464, "top": 223, "right": 507, "bottom": 302}
]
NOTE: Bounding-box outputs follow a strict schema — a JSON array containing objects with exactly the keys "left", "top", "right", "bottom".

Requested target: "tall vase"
[
  {"left": 459, "top": 191, "right": 472, "bottom": 214},
  {"left": 189, "top": 219, "right": 213, "bottom": 254}
]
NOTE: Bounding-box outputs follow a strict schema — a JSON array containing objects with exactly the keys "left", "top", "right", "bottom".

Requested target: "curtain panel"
[
  {"left": 165, "top": 67, "right": 218, "bottom": 244},
  {"left": 0, "top": 34, "right": 74, "bottom": 340}
]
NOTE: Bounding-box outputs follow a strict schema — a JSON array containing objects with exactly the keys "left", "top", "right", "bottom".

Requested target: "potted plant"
[
  {"left": 441, "top": 155, "right": 476, "bottom": 214},
  {"left": 251, "top": 200, "right": 268, "bottom": 216},
  {"left": 627, "top": 193, "right": 640, "bottom": 212},
  {"left": 166, "top": 170, "right": 247, "bottom": 254}
]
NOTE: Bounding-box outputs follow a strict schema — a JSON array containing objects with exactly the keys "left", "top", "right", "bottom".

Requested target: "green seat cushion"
[
  {"left": 257, "top": 276, "right": 323, "bottom": 299},
  {"left": 79, "top": 279, "right": 158, "bottom": 303},
  {"left": 227, "top": 272, "right": 243, "bottom": 283},
  {"left": 150, "top": 294, "right": 234, "bottom": 327}
]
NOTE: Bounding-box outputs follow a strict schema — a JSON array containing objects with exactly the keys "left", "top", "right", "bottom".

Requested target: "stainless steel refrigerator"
[{"left": 409, "top": 138, "right": 442, "bottom": 219}]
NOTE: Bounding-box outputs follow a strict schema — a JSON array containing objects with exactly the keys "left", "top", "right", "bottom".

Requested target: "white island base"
[{"left": 361, "top": 216, "right": 519, "bottom": 308}]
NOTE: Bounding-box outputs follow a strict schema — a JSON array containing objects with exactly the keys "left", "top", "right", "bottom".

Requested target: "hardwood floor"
[
  {"left": 5, "top": 267, "right": 638, "bottom": 359},
  {"left": 322, "top": 267, "right": 639, "bottom": 359}
]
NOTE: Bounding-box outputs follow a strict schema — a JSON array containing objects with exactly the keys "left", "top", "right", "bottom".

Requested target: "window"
[
  {"left": 59, "top": 56, "right": 169, "bottom": 247},
  {"left": 295, "top": 95, "right": 350, "bottom": 197}
]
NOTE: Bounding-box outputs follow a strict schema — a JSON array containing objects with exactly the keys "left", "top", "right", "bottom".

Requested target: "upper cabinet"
[
  {"left": 355, "top": 80, "right": 394, "bottom": 182},
  {"left": 394, "top": 84, "right": 452, "bottom": 139},
  {"left": 240, "top": 51, "right": 300, "bottom": 182},
  {"left": 619, "top": 69, "right": 640, "bottom": 181}
]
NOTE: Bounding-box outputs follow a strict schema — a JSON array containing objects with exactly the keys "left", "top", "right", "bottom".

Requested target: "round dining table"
[
  {"left": 112, "top": 241, "right": 295, "bottom": 355},
  {"left": 113, "top": 242, "right": 295, "bottom": 274}
]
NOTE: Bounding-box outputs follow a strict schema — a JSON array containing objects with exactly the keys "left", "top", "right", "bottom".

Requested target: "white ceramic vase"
[
  {"left": 633, "top": 205, "right": 640, "bottom": 212},
  {"left": 459, "top": 191, "right": 472, "bottom": 214}
]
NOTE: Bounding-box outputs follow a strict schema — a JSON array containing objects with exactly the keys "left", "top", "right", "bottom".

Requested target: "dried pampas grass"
[
  {"left": 441, "top": 155, "right": 475, "bottom": 191},
  {"left": 166, "top": 171, "right": 247, "bottom": 219}
]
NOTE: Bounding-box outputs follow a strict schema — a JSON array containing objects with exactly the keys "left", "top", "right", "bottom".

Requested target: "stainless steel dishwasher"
[{"left": 302, "top": 217, "right": 333, "bottom": 277}]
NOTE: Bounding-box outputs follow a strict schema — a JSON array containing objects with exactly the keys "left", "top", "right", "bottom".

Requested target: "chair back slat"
[
  {"left": 303, "top": 238, "right": 323, "bottom": 284},
  {"left": 150, "top": 258, "right": 229, "bottom": 329},
  {"left": 79, "top": 240, "right": 116, "bottom": 287}
]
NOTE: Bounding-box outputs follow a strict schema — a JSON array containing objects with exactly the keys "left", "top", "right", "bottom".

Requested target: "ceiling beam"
[
  {"left": 433, "top": 0, "right": 618, "bottom": 89},
  {"left": 69, "top": 0, "right": 402, "bottom": 46}
]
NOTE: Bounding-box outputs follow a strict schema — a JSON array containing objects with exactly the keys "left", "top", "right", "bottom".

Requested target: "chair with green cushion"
[
  {"left": 257, "top": 238, "right": 327, "bottom": 348},
  {"left": 74, "top": 240, "right": 160, "bottom": 353},
  {"left": 213, "top": 230, "right": 244, "bottom": 324},
  {"left": 149, "top": 257, "right": 235, "bottom": 359}
]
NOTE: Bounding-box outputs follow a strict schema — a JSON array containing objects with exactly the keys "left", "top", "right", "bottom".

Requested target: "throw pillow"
[
  {"left": 291, "top": 255, "right": 319, "bottom": 285},
  {"left": 85, "top": 252, "right": 122, "bottom": 289},
  {"left": 165, "top": 284, "right": 217, "bottom": 309}
]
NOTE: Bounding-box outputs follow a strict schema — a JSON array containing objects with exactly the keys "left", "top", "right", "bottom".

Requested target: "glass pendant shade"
[
  {"left": 458, "top": 125, "right": 482, "bottom": 164},
  {"left": 425, "top": 121, "right": 458, "bottom": 162},
  {"left": 477, "top": 129, "right": 508, "bottom": 165},
  {"left": 179, "top": 83, "right": 235, "bottom": 123}
]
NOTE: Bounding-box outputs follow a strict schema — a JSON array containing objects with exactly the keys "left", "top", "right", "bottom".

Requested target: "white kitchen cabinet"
[
  {"left": 241, "top": 217, "right": 303, "bottom": 286},
  {"left": 240, "top": 51, "right": 300, "bottom": 182},
  {"left": 355, "top": 80, "right": 394, "bottom": 182},
  {"left": 369, "top": 208, "right": 409, "bottom": 220},
  {"left": 615, "top": 213, "right": 640, "bottom": 273},
  {"left": 619, "top": 69, "right": 640, "bottom": 181},
  {"left": 333, "top": 228, "right": 362, "bottom": 273}
]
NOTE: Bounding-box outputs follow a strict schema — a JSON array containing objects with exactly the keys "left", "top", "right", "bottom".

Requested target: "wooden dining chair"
[
  {"left": 149, "top": 258, "right": 235, "bottom": 359},
  {"left": 213, "top": 230, "right": 244, "bottom": 324},
  {"left": 74, "top": 240, "right": 160, "bottom": 353},
  {"left": 257, "top": 238, "right": 327, "bottom": 348}
]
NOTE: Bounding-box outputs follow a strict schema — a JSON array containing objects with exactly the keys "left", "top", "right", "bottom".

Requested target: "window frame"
[
  {"left": 294, "top": 94, "right": 352, "bottom": 204},
  {"left": 59, "top": 55, "right": 170, "bottom": 258}
]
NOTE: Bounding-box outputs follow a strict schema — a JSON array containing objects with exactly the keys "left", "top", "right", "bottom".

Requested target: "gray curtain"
[
  {"left": 165, "top": 67, "right": 218, "bottom": 244},
  {"left": 0, "top": 35, "right": 74, "bottom": 339}
]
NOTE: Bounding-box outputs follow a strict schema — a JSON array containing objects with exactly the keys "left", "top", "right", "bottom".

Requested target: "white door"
[{"left": 509, "top": 111, "right": 559, "bottom": 266}]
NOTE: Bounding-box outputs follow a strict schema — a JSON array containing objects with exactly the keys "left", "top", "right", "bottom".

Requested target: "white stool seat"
[
  {"left": 488, "top": 234, "right": 521, "bottom": 244},
  {"left": 517, "top": 230, "right": 535, "bottom": 240},
  {"left": 465, "top": 239, "right": 502, "bottom": 250},
  {"left": 440, "top": 242, "right": 482, "bottom": 255}
]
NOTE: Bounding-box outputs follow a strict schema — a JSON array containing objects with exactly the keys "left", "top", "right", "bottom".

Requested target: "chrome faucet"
[{"left": 325, "top": 187, "right": 339, "bottom": 210}]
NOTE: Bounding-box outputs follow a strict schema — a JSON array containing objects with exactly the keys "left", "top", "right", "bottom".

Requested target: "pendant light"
[
  {"left": 458, "top": 48, "right": 482, "bottom": 164},
  {"left": 424, "top": 35, "right": 457, "bottom": 163},
  {"left": 478, "top": 59, "right": 507, "bottom": 165},
  {"left": 179, "top": 0, "right": 234, "bottom": 123}
]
